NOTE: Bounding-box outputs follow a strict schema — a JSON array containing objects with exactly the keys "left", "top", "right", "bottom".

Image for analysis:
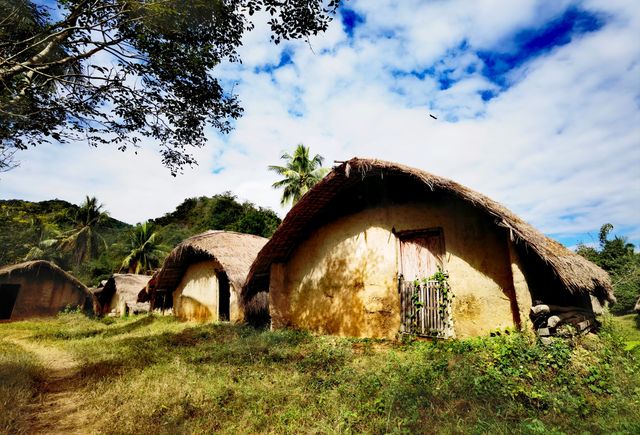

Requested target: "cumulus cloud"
[{"left": 1, "top": 0, "right": 638, "bottom": 248}]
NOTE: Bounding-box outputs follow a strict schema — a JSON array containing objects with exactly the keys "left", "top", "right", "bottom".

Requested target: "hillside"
[
  {"left": 0, "top": 199, "right": 130, "bottom": 267},
  {"left": 0, "top": 193, "right": 280, "bottom": 286},
  {"left": 150, "top": 192, "right": 280, "bottom": 247}
]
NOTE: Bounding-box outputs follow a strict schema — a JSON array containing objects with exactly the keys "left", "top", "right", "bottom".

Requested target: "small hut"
[
  {"left": 93, "top": 274, "right": 152, "bottom": 316},
  {"left": 0, "top": 260, "right": 94, "bottom": 320},
  {"left": 242, "top": 158, "right": 613, "bottom": 339},
  {"left": 147, "top": 231, "right": 268, "bottom": 322},
  {"left": 635, "top": 296, "right": 640, "bottom": 313}
]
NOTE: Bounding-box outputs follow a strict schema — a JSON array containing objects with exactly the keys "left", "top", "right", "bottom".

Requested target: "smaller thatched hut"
[
  {"left": 0, "top": 260, "right": 93, "bottom": 320},
  {"left": 147, "top": 231, "right": 267, "bottom": 322},
  {"left": 93, "top": 274, "right": 152, "bottom": 316},
  {"left": 635, "top": 296, "right": 640, "bottom": 313}
]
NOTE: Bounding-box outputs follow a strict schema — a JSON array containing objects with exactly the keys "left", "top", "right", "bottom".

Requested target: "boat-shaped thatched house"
[
  {"left": 0, "top": 260, "right": 94, "bottom": 320},
  {"left": 146, "top": 231, "right": 268, "bottom": 322},
  {"left": 93, "top": 274, "right": 152, "bottom": 316},
  {"left": 242, "top": 158, "right": 613, "bottom": 339}
]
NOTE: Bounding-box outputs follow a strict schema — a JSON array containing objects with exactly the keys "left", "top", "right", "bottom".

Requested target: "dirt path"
[{"left": 9, "top": 337, "right": 90, "bottom": 435}]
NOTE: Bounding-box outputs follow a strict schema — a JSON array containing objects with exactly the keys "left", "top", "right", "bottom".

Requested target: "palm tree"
[
  {"left": 120, "top": 222, "right": 167, "bottom": 274},
  {"left": 268, "top": 144, "right": 328, "bottom": 206},
  {"left": 59, "top": 196, "right": 109, "bottom": 265}
]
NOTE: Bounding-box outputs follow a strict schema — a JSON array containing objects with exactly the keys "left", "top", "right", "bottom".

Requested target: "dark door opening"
[
  {"left": 218, "top": 272, "right": 230, "bottom": 321},
  {"left": 0, "top": 284, "right": 21, "bottom": 320},
  {"left": 153, "top": 289, "right": 173, "bottom": 313}
]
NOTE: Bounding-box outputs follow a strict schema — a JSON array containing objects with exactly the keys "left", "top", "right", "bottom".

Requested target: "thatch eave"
[
  {"left": 242, "top": 157, "right": 613, "bottom": 305},
  {"left": 0, "top": 260, "right": 89, "bottom": 293}
]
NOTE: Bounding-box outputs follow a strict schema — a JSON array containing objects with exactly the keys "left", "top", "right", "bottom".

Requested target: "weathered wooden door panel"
[
  {"left": 397, "top": 230, "right": 451, "bottom": 337},
  {"left": 398, "top": 231, "right": 444, "bottom": 281}
]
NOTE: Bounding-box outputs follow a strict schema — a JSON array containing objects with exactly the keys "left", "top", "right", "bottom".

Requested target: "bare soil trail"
[{"left": 9, "top": 337, "right": 91, "bottom": 435}]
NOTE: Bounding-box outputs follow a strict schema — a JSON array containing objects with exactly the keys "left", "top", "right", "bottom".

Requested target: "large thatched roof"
[
  {"left": 154, "top": 230, "right": 268, "bottom": 292},
  {"left": 93, "top": 274, "right": 151, "bottom": 308},
  {"left": 0, "top": 260, "right": 88, "bottom": 292},
  {"left": 243, "top": 158, "right": 613, "bottom": 303}
]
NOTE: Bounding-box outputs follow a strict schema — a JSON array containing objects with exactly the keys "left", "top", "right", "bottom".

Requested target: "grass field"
[
  {"left": 612, "top": 314, "right": 640, "bottom": 351},
  {"left": 1, "top": 313, "right": 639, "bottom": 434}
]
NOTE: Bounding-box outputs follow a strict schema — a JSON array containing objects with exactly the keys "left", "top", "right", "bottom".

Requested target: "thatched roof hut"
[
  {"left": 149, "top": 230, "right": 267, "bottom": 322},
  {"left": 635, "top": 296, "right": 640, "bottom": 313},
  {"left": 93, "top": 274, "right": 151, "bottom": 316},
  {"left": 0, "top": 260, "right": 93, "bottom": 320},
  {"left": 242, "top": 158, "right": 613, "bottom": 338}
]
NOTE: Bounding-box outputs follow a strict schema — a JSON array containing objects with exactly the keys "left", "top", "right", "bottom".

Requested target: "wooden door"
[
  {"left": 398, "top": 230, "right": 444, "bottom": 281},
  {"left": 397, "top": 230, "right": 450, "bottom": 337}
]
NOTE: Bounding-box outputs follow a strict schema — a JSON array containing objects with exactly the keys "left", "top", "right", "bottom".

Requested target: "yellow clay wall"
[
  {"left": 270, "top": 200, "right": 520, "bottom": 339},
  {"left": 174, "top": 260, "right": 219, "bottom": 322},
  {"left": 173, "top": 260, "right": 241, "bottom": 322}
]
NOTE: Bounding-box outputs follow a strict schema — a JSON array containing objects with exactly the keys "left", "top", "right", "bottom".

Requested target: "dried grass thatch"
[
  {"left": 152, "top": 230, "right": 268, "bottom": 295},
  {"left": 243, "top": 158, "right": 613, "bottom": 309},
  {"left": 0, "top": 260, "right": 88, "bottom": 292},
  {"left": 93, "top": 274, "right": 152, "bottom": 313}
]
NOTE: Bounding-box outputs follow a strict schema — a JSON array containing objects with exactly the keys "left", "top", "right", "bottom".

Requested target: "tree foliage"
[
  {"left": 120, "top": 221, "right": 167, "bottom": 274},
  {"left": 152, "top": 192, "right": 281, "bottom": 243},
  {"left": 0, "top": 0, "right": 340, "bottom": 173},
  {"left": 1, "top": 192, "right": 279, "bottom": 285},
  {"left": 268, "top": 143, "right": 328, "bottom": 206},
  {"left": 58, "top": 195, "right": 109, "bottom": 265},
  {"left": 576, "top": 223, "right": 640, "bottom": 314},
  {"left": 0, "top": 198, "right": 125, "bottom": 268}
]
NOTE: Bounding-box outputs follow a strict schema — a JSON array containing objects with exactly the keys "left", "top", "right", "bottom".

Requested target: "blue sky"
[{"left": 1, "top": 0, "right": 639, "bottom": 250}]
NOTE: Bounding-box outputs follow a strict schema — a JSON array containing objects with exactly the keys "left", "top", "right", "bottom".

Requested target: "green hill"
[
  {"left": 0, "top": 199, "right": 130, "bottom": 267},
  {"left": 150, "top": 192, "right": 280, "bottom": 247},
  {"left": 0, "top": 193, "right": 280, "bottom": 286}
]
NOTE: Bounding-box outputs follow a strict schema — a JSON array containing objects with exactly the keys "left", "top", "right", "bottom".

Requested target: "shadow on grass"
[
  {"left": 73, "top": 323, "right": 319, "bottom": 384},
  {"left": 33, "top": 315, "right": 158, "bottom": 341}
]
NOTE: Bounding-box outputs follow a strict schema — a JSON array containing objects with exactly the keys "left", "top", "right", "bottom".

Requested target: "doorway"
[
  {"left": 0, "top": 284, "right": 21, "bottom": 320},
  {"left": 397, "top": 229, "right": 451, "bottom": 337},
  {"left": 218, "top": 272, "right": 230, "bottom": 321}
]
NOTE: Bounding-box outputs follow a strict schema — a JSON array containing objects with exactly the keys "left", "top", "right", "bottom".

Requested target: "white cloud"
[{"left": 2, "top": 0, "right": 639, "bottom": 248}]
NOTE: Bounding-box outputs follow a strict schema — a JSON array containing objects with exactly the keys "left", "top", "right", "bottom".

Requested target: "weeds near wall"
[{"left": 407, "top": 267, "right": 454, "bottom": 337}]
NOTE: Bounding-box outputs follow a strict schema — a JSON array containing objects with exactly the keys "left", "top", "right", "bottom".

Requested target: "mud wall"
[
  {"left": 270, "top": 200, "right": 520, "bottom": 338},
  {"left": 508, "top": 240, "right": 533, "bottom": 331},
  {"left": 1, "top": 270, "right": 89, "bottom": 319},
  {"left": 106, "top": 292, "right": 127, "bottom": 316},
  {"left": 229, "top": 286, "right": 241, "bottom": 323},
  {"left": 173, "top": 260, "right": 219, "bottom": 322}
]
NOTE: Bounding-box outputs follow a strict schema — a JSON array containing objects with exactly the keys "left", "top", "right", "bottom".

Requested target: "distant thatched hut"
[
  {"left": 242, "top": 158, "right": 613, "bottom": 339},
  {"left": 93, "top": 274, "right": 151, "bottom": 316},
  {"left": 635, "top": 296, "right": 640, "bottom": 313},
  {"left": 0, "top": 260, "right": 93, "bottom": 320},
  {"left": 148, "top": 231, "right": 268, "bottom": 322}
]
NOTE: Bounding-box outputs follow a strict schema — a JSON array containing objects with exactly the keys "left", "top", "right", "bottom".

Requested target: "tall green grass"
[{"left": 1, "top": 313, "right": 639, "bottom": 434}]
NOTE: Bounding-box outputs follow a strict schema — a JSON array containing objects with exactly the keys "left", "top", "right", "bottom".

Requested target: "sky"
[{"left": 2, "top": 0, "right": 639, "bottom": 249}]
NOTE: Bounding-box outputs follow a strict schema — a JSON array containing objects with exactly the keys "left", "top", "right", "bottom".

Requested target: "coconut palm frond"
[{"left": 269, "top": 144, "right": 328, "bottom": 206}]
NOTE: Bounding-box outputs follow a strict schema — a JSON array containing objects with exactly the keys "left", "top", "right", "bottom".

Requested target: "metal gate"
[{"left": 399, "top": 277, "right": 452, "bottom": 338}]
